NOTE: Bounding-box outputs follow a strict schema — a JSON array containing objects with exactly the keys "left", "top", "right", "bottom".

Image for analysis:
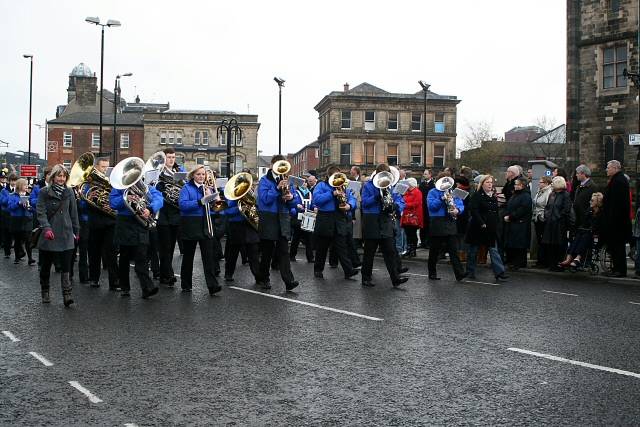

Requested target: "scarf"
[{"left": 52, "top": 183, "right": 65, "bottom": 199}]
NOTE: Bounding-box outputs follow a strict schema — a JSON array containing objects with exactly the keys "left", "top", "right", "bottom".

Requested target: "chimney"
[
  {"left": 135, "top": 95, "right": 140, "bottom": 103},
  {"left": 343, "top": 82, "right": 349, "bottom": 92}
]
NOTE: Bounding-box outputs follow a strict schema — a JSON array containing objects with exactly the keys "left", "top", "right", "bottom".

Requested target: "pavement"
[{"left": 1, "top": 247, "right": 640, "bottom": 426}]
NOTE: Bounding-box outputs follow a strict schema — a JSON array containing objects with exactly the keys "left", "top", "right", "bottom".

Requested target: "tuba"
[
  {"left": 328, "top": 172, "right": 349, "bottom": 209},
  {"left": 144, "top": 151, "right": 183, "bottom": 209},
  {"left": 110, "top": 157, "right": 157, "bottom": 229},
  {"left": 435, "top": 176, "right": 457, "bottom": 219},
  {"left": 372, "top": 170, "right": 396, "bottom": 218},
  {"left": 69, "top": 152, "right": 116, "bottom": 217},
  {"left": 224, "top": 172, "right": 259, "bottom": 230},
  {"left": 272, "top": 159, "right": 292, "bottom": 200}
]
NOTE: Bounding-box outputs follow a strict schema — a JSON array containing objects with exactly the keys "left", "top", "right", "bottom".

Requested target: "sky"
[{"left": 1, "top": 0, "right": 566, "bottom": 158}]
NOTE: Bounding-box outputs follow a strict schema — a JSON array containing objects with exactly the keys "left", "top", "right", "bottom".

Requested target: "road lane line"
[
  {"left": 542, "top": 290, "right": 578, "bottom": 297},
  {"left": 630, "top": 301, "right": 640, "bottom": 305},
  {"left": 2, "top": 330, "right": 20, "bottom": 342},
  {"left": 229, "top": 286, "right": 383, "bottom": 321},
  {"left": 69, "top": 381, "right": 103, "bottom": 403},
  {"left": 507, "top": 347, "right": 640, "bottom": 379},
  {"left": 28, "top": 352, "right": 53, "bottom": 367},
  {"left": 124, "top": 424, "right": 139, "bottom": 427}
]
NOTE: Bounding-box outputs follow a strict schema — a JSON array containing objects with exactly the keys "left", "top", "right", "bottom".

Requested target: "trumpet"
[{"left": 273, "top": 159, "right": 292, "bottom": 200}]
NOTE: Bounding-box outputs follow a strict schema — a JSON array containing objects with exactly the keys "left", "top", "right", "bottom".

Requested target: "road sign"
[
  {"left": 20, "top": 165, "right": 38, "bottom": 178},
  {"left": 629, "top": 134, "right": 640, "bottom": 146},
  {"left": 47, "top": 141, "right": 58, "bottom": 152}
]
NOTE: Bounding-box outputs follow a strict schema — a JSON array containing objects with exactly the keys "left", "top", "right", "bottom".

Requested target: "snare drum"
[{"left": 300, "top": 211, "right": 317, "bottom": 232}]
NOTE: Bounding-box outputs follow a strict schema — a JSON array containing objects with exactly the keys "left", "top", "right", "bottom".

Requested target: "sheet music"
[
  {"left": 347, "top": 180, "right": 362, "bottom": 194},
  {"left": 452, "top": 188, "right": 469, "bottom": 200},
  {"left": 394, "top": 180, "right": 410, "bottom": 195},
  {"left": 289, "top": 176, "right": 305, "bottom": 187}
]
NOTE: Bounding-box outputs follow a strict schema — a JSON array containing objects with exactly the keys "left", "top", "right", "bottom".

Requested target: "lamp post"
[
  {"left": 85, "top": 16, "right": 121, "bottom": 156},
  {"left": 34, "top": 122, "right": 46, "bottom": 161},
  {"left": 274, "top": 77, "right": 285, "bottom": 155},
  {"left": 112, "top": 73, "right": 132, "bottom": 164},
  {"left": 23, "top": 55, "right": 33, "bottom": 165},
  {"left": 216, "top": 118, "right": 242, "bottom": 178},
  {"left": 418, "top": 80, "right": 430, "bottom": 169}
]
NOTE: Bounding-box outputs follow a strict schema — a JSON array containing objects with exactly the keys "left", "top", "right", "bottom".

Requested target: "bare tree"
[
  {"left": 462, "top": 120, "right": 497, "bottom": 150},
  {"left": 530, "top": 115, "right": 566, "bottom": 163},
  {"left": 459, "top": 120, "right": 504, "bottom": 174}
]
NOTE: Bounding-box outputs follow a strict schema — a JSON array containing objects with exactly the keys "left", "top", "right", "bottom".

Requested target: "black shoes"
[
  {"left": 456, "top": 273, "right": 468, "bottom": 282},
  {"left": 89, "top": 281, "right": 100, "bottom": 288},
  {"left": 314, "top": 271, "right": 324, "bottom": 279},
  {"left": 329, "top": 264, "right": 338, "bottom": 269},
  {"left": 428, "top": 275, "right": 441, "bottom": 281},
  {"left": 399, "top": 267, "right": 409, "bottom": 274},
  {"left": 108, "top": 286, "right": 121, "bottom": 292},
  {"left": 393, "top": 277, "right": 409, "bottom": 287},
  {"left": 142, "top": 286, "right": 159, "bottom": 299},
  {"left": 181, "top": 288, "right": 192, "bottom": 293},
  {"left": 256, "top": 281, "right": 271, "bottom": 290},
  {"left": 224, "top": 276, "right": 234, "bottom": 283},
  {"left": 285, "top": 281, "right": 299, "bottom": 291},
  {"left": 466, "top": 273, "right": 477, "bottom": 280},
  {"left": 208, "top": 285, "right": 222, "bottom": 295},
  {"left": 289, "top": 257, "right": 297, "bottom": 262},
  {"left": 495, "top": 273, "right": 509, "bottom": 282},
  {"left": 362, "top": 279, "right": 375, "bottom": 287},
  {"left": 121, "top": 291, "right": 131, "bottom": 297},
  {"left": 345, "top": 270, "right": 359, "bottom": 280}
]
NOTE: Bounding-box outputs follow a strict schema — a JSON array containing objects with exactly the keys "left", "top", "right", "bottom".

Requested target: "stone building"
[
  {"left": 313, "top": 82, "right": 460, "bottom": 175},
  {"left": 567, "top": 0, "right": 640, "bottom": 173},
  {"left": 47, "top": 63, "right": 168, "bottom": 169},
  {"left": 142, "top": 111, "right": 259, "bottom": 176},
  {"left": 289, "top": 141, "right": 320, "bottom": 177}
]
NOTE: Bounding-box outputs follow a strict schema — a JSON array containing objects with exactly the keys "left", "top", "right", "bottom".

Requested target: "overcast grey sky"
[{"left": 1, "top": 0, "right": 566, "bottom": 158}]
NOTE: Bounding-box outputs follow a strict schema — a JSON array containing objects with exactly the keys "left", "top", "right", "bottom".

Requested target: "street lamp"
[
  {"left": 418, "top": 80, "right": 430, "bottom": 169},
  {"left": 216, "top": 118, "right": 243, "bottom": 178},
  {"left": 112, "top": 72, "right": 132, "bottom": 164},
  {"left": 274, "top": 77, "right": 285, "bottom": 155},
  {"left": 85, "top": 16, "right": 121, "bottom": 156},
  {"left": 34, "top": 122, "right": 47, "bottom": 161},
  {"left": 23, "top": 54, "right": 33, "bottom": 165}
]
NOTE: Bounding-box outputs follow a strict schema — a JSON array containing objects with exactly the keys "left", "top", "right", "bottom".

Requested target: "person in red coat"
[{"left": 401, "top": 178, "right": 423, "bottom": 257}]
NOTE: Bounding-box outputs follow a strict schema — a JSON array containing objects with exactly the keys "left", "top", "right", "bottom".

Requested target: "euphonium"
[
  {"left": 68, "top": 152, "right": 116, "bottom": 217},
  {"left": 110, "top": 157, "right": 157, "bottom": 229},
  {"left": 372, "top": 170, "right": 396, "bottom": 218},
  {"left": 328, "top": 172, "right": 349, "bottom": 209},
  {"left": 224, "top": 172, "right": 259, "bottom": 230},
  {"left": 144, "top": 151, "right": 183, "bottom": 209},
  {"left": 273, "top": 159, "right": 292, "bottom": 200},
  {"left": 435, "top": 176, "right": 457, "bottom": 219}
]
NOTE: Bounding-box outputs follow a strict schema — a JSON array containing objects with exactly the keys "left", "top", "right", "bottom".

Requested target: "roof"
[
  {"left": 291, "top": 141, "right": 319, "bottom": 156},
  {"left": 70, "top": 63, "right": 94, "bottom": 77},
  {"left": 123, "top": 102, "right": 170, "bottom": 113},
  {"left": 506, "top": 126, "right": 545, "bottom": 134},
  {"left": 163, "top": 109, "right": 237, "bottom": 115},
  {"left": 325, "top": 82, "right": 458, "bottom": 101},
  {"left": 48, "top": 112, "right": 143, "bottom": 126}
]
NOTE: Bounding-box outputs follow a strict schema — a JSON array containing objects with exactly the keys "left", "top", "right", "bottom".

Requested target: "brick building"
[
  {"left": 142, "top": 111, "right": 259, "bottom": 176},
  {"left": 567, "top": 0, "right": 640, "bottom": 173},
  {"left": 289, "top": 141, "right": 319, "bottom": 176},
  {"left": 314, "top": 82, "right": 460, "bottom": 175}
]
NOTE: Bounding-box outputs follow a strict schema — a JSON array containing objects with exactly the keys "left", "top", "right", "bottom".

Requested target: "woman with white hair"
[
  {"left": 542, "top": 176, "right": 572, "bottom": 271},
  {"left": 400, "top": 177, "right": 423, "bottom": 257}
]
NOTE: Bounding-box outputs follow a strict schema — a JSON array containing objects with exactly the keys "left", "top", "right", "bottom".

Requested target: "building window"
[
  {"left": 341, "top": 111, "right": 352, "bottom": 129},
  {"left": 91, "top": 133, "right": 100, "bottom": 148},
  {"left": 168, "top": 131, "right": 175, "bottom": 145},
  {"left": 315, "top": 148, "right": 319, "bottom": 158},
  {"left": 195, "top": 130, "right": 209, "bottom": 146},
  {"left": 364, "top": 142, "right": 375, "bottom": 165},
  {"left": 63, "top": 132, "right": 72, "bottom": 147},
  {"left": 176, "top": 131, "right": 183, "bottom": 145},
  {"left": 610, "top": 0, "right": 620, "bottom": 12},
  {"left": 411, "top": 145, "right": 422, "bottom": 165},
  {"left": 218, "top": 130, "right": 241, "bottom": 146},
  {"left": 120, "top": 133, "right": 130, "bottom": 149},
  {"left": 604, "top": 135, "right": 625, "bottom": 166},
  {"left": 235, "top": 156, "right": 244, "bottom": 172},
  {"left": 434, "top": 112, "right": 445, "bottom": 133},
  {"left": 194, "top": 131, "right": 201, "bottom": 145},
  {"left": 387, "top": 112, "right": 398, "bottom": 131},
  {"left": 364, "top": 111, "right": 375, "bottom": 131},
  {"left": 160, "top": 131, "right": 167, "bottom": 145},
  {"left": 196, "top": 157, "right": 206, "bottom": 165},
  {"left": 62, "top": 160, "right": 72, "bottom": 170},
  {"left": 433, "top": 145, "right": 445, "bottom": 168},
  {"left": 603, "top": 45, "right": 627, "bottom": 89},
  {"left": 411, "top": 112, "right": 422, "bottom": 132},
  {"left": 387, "top": 145, "right": 398, "bottom": 166},
  {"left": 340, "top": 143, "right": 351, "bottom": 165}
]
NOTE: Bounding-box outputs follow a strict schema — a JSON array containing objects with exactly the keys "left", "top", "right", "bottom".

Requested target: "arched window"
[{"left": 604, "top": 135, "right": 625, "bottom": 167}]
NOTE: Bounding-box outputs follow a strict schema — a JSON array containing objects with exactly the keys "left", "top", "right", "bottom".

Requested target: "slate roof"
[
  {"left": 325, "top": 82, "right": 458, "bottom": 101},
  {"left": 163, "top": 109, "right": 237, "bottom": 115},
  {"left": 48, "top": 112, "right": 143, "bottom": 126}
]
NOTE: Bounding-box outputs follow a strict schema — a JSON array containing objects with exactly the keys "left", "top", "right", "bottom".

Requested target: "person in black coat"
[
  {"left": 602, "top": 160, "right": 632, "bottom": 277},
  {"left": 542, "top": 177, "right": 572, "bottom": 271},
  {"left": 465, "top": 175, "right": 508, "bottom": 281},
  {"left": 418, "top": 169, "right": 435, "bottom": 248},
  {"left": 503, "top": 177, "right": 532, "bottom": 269}
]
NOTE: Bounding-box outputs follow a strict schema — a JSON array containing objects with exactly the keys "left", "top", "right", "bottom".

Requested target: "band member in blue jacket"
[
  {"left": 109, "top": 183, "right": 163, "bottom": 298},
  {"left": 221, "top": 195, "right": 260, "bottom": 283},
  {"left": 178, "top": 165, "right": 222, "bottom": 295},
  {"left": 256, "top": 155, "right": 300, "bottom": 291},
  {"left": 360, "top": 164, "right": 409, "bottom": 287},
  {"left": 427, "top": 172, "right": 466, "bottom": 281},
  {"left": 312, "top": 165, "right": 359, "bottom": 280},
  {"left": 8, "top": 178, "right": 35, "bottom": 265},
  {"left": 1, "top": 173, "right": 17, "bottom": 258}
]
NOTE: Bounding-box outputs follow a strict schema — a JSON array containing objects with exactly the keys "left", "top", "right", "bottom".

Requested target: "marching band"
[{"left": 0, "top": 150, "right": 474, "bottom": 307}]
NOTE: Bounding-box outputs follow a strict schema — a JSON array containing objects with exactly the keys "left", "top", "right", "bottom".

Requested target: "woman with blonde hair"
[
  {"left": 36, "top": 164, "right": 79, "bottom": 306},
  {"left": 7, "top": 178, "right": 35, "bottom": 265},
  {"left": 543, "top": 176, "right": 572, "bottom": 271}
]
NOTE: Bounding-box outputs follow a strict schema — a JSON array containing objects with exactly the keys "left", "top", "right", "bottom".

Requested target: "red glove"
[
  {"left": 74, "top": 234, "right": 80, "bottom": 243},
  {"left": 44, "top": 230, "right": 55, "bottom": 241}
]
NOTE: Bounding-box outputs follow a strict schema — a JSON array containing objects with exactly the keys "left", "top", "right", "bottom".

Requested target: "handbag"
[{"left": 401, "top": 212, "right": 420, "bottom": 227}]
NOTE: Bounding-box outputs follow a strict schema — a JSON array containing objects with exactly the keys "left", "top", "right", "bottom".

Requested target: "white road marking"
[
  {"left": 69, "top": 381, "right": 103, "bottom": 403},
  {"left": 542, "top": 290, "right": 578, "bottom": 297},
  {"left": 28, "top": 352, "right": 53, "bottom": 367},
  {"left": 2, "top": 330, "right": 20, "bottom": 342},
  {"left": 629, "top": 301, "right": 640, "bottom": 305},
  {"left": 124, "top": 424, "right": 139, "bottom": 427},
  {"left": 229, "top": 286, "right": 383, "bottom": 321},
  {"left": 508, "top": 347, "right": 640, "bottom": 379}
]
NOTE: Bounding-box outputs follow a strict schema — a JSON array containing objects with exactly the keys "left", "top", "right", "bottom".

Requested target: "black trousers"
[
  {"left": 428, "top": 235, "right": 464, "bottom": 279},
  {"left": 88, "top": 225, "right": 118, "bottom": 287},
  {"left": 77, "top": 221, "right": 90, "bottom": 282},
  {"left": 2, "top": 225, "right": 12, "bottom": 256},
  {"left": 506, "top": 248, "right": 528, "bottom": 268},
  {"left": 419, "top": 225, "right": 430, "bottom": 248},
  {"left": 258, "top": 238, "right": 294, "bottom": 284},
  {"left": 362, "top": 237, "right": 399, "bottom": 283},
  {"left": 290, "top": 224, "right": 314, "bottom": 262},
  {"left": 608, "top": 240, "right": 628, "bottom": 275},
  {"left": 157, "top": 225, "right": 179, "bottom": 281},
  {"left": 225, "top": 241, "right": 259, "bottom": 280},
  {"left": 40, "top": 249, "right": 73, "bottom": 286},
  {"left": 181, "top": 239, "right": 219, "bottom": 290},
  {"left": 534, "top": 220, "right": 548, "bottom": 267},
  {"left": 12, "top": 231, "right": 31, "bottom": 261},
  {"left": 329, "top": 227, "right": 360, "bottom": 267},
  {"left": 404, "top": 226, "right": 419, "bottom": 248},
  {"left": 315, "top": 232, "right": 354, "bottom": 275},
  {"left": 148, "top": 228, "right": 160, "bottom": 277},
  {"left": 118, "top": 244, "right": 153, "bottom": 292}
]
